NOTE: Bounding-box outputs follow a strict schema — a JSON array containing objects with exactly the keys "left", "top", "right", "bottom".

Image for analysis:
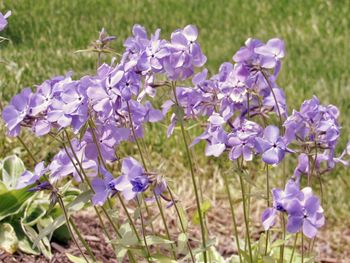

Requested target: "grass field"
[{"left": 1, "top": 0, "right": 350, "bottom": 258}]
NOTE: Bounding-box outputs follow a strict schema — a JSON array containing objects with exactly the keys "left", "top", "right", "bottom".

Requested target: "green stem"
[
  {"left": 172, "top": 83, "right": 208, "bottom": 263},
  {"left": 136, "top": 197, "right": 152, "bottom": 262},
  {"left": 289, "top": 233, "right": 298, "bottom": 263},
  {"left": 167, "top": 186, "right": 195, "bottom": 262},
  {"left": 58, "top": 196, "right": 89, "bottom": 263},
  {"left": 280, "top": 215, "right": 286, "bottom": 263},
  {"left": 63, "top": 132, "right": 139, "bottom": 261},
  {"left": 126, "top": 101, "right": 156, "bottom": 234},
  {"left": 116, "top": 193, "right": 141, "bottom": 242},
  {"left": 155, "top": 193, "right": 177, "bottom": 259},
  {"left": 69, "top": 217, "right": 97, "bottom": 261},
  {"left": 237, "top": 167, "right": 253, "bottom": 263},
  {"left": 126, "top": 101, "right": 147, "bottom": 170},
  {"left": 224, "top": 172, "right": 242, "bottom": 263},
  {"left": 87, "top": 119, "right": 106, "bottom": 168},
  {"left": 265, "top": 165, "right": 270, "bottom": 256},
  {"left": 18, "top": 136, "right": 38, "bottom": 163},
  {"left": 301, "top": 233, "right": 304, "bottom": 263},
  {"left": 261, "top": 70, "right": 283, "bottom": 130}
]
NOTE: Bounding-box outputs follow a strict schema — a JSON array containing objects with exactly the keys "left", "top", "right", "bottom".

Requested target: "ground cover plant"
[{"left": 1, "top": 1, "right": 350, "bottom": 262}]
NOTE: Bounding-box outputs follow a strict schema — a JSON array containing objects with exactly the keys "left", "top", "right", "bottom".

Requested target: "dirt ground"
[
  {"left": 1, "top": 194, "right": 349, "bottom": 263},
  {"left": 1, "top": 171, "right": 349, "bottom": 263}
]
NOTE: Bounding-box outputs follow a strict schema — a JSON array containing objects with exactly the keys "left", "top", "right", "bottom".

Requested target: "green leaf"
[
  {"left": 33, "top": 190, "right": 92, "bottom": 247},
  {"left": 195, "top": 246, "right": 226, "bottom": 263},
  {"left": 193, "top": 200, "right": 211, "bottom": 225},
  {"left": 0, "top": 223, "right": 19, "bottom": 254},
  {"left": 79, "top": 122, "right": 89, "bottom": 142},
  {"left": 22, "top": 204, "right": 46, "bottom": 226},
  {"left": 0, "top": 188, "right": 33, "bottom": 221},
  {"left": 1, "top": 155, "right": 26, "bottom": 190},
  {"left": 145, "top": 235, "right": 174, "bottom": 246},
  {"left": 52, "top": 223, "right": 71, "bottom": 244},
  {"left": 22, "top": 222, "right": 52, "bottom": 259},
  {"left": 11, "top": 221, "right": 39, "bottom": 255},
  {"left": 270, "top": 238, "right": 286, "bottom": 248},
  {"left": 0, "top": 181, "right": 7, "bottom": 193},
  {"left": 65, "top": 253, "right": 100, "bottom": 263},
  {"left": 150, "top": 253, "right": 177, "bottom": 263},
  {"left": 112, "top": 223, "right": 138, "bottom": 247},
  {"left": 116, "top": 247, "right": 128, "bottom": 263},
  {"left": 262, "top": 256, "right": 275, "bottom": 263},
  {"left": 177, "top": 233, "right": 188, "bottom": 254}
]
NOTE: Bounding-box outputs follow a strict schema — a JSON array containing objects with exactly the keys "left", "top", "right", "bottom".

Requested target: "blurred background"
[{"left": 1, "top": 0, "right": 349, "bottom": 259}]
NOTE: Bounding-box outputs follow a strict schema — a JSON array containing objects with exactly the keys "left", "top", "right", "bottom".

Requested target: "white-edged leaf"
[
  {"left": 1, "top": 155, "right": 26, "bottom": 190},
  {"left": 0, "top": 223, "right": 18, "bottom": 254}
]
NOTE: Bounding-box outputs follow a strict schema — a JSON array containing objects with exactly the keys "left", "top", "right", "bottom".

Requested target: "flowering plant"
[{"left": 2, "top": 16, "right": 349, "bottom": 262}]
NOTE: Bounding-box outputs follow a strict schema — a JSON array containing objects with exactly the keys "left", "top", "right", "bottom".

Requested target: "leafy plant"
[{"left": 0, "top": 155, "right": 71, "bottom": 258}]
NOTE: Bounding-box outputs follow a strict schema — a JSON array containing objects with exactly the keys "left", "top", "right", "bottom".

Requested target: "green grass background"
[{"left": 0, "top": 0, "right": 349, "bottom": 241}]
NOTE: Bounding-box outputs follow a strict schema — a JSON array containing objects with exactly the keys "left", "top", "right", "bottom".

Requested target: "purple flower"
[
  {"left": 294, "top": 153, "right": 309, "bottom": 178},
  {"left": 112, "top": 157, "right": 149, "bottom": 201},
  {"left": 163, "top": 25, "right": 206, "bottom": 80},
  {"left": 16, "top": 162, "right": 47, "bottom": 189},
  {"left": 286, "top": 187, "right": 325, "bottom": 238},
  {"left": 227, "top": 119, "right": 262, "bottom": 161},
  {"left": 2, "top": 88, "right": 33, "bottom": 137},
  {"left": 84, "top": 125, "right": 130, "bottom": 162},
  {"left": 254, "top": 38, "right": 285, "bottom": 69},
  {"left": 91, "top": 166, "right": 117, "bottom": 206},
  {"left": 261, "top": 179, "right": 301, "bottom": 230},
  {"left": 49, "top": 139, "right": 97, "bottom": 183},
  {"left": 191, "top": 114, "right": 227, "bottom": 157},
  {"left": 255, "top": 125, "right": 288, "bottom": 164},
  {"left": 28, "top": 181, "right": 53, "bottom": 192},
  {"left": 0, "top": 11, "right": 11, "bottom": 31}
]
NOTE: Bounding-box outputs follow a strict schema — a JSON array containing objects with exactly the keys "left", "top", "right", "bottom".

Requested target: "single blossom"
[
  {"left": 91, "top": 167, "right": 117, "bottom": 206},
  {"left": 255, "top": 125, "right": 288, "bottom": 164},
  {"left": 112, "top": 157, "right": 149, "bottom": 201},
  {"left": 286, "top": 187, "right": 325, "bottom": 238}
]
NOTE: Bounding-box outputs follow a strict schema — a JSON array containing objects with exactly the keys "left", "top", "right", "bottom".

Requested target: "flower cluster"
[
  {"left": 262, "top": 179, "right": 324, "bottom": 238},
  {"left": 5, "top": 25, "right": 206, "bottom": 207},
  {"left": 3, "top": 22, "right": 349, "bottom": 262}
]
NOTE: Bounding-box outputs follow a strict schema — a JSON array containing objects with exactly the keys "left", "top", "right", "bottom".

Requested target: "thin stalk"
[
  {"left": 63, "top": 132, "right": 139, "bottom": 261},
  {"left": 100, "top": 206, "right": 122, "bottom": 238},
  {"left": 116, "top": 193, "right": 141, "bottom": 242},
  {"left": 280, "top": 215, "right": 286, "bottom": 263},
  {"left": 301, "top": 233, "right": 304, "bottom": 263},
  {"left": 87, "top": 119, "right": 107, "bottom": 168},
  {"left": 237, "top": 168, "right": 253, "bottom": 263},
  {"left": 155, "top": 193, "right": 177, "bottom": 259},
  {"left": 172, "top": 83, "right": 208, "bottom": 263},
  {"left": 66, "top": 128, "right": 140, "bottom": 253},
  {"left": 126, "top": 101, "right": 148, "bottom": 169},
  {"left": 224, "top": 172, "right": 242, "bottom": 263},
  {"left": 136, "top": 197, "right": 152, "bottom": 262},
  {"left": 289, "top": 233, "right": 298, "bottom": 263},
  {"left": 167, "top": 186, "right": 195, "bottom": 262},
  {"left": 19, "top": 135, "right": 95, "bottom": 261},
  {"left": 265, "top": 165, "right": 270, "bottom": 256},
  {"left": 57, "top": 196, "right": 89, "bottom": 263},
  {"left": 261, "top": 70, "right": 283, "bottom": 129},
  {"left": 126, "top": 100, "right": 155, "bottom": 234},
  {"left": 69, "top": 217, "right": 97, "bottom": 261},
  {"left": 18, "top": 136, "right": 38, "bottom": 163}
]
